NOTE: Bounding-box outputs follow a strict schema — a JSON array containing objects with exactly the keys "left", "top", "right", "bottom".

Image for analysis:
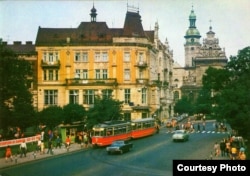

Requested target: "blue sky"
[{"left": 1, "top": 0, "right": 249, "bottom": 66}]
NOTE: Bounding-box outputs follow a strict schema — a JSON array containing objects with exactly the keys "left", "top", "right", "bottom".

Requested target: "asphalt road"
[{"left": 0, "top": 121, "right": 229, "bottom": 176}]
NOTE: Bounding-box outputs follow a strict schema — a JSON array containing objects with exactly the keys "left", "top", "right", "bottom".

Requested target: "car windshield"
[
  {"left": 175, "top": 131, "right": 184, "bottom": 134},
  {"left": 112, "top": 141, "right": 124, "bottom": 146}
]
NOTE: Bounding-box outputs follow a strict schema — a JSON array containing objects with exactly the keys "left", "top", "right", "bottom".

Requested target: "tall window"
[
  {"left": 44, "top": 90, "right": 58, "bottom": 105},
  {"left": 83, "top": 69, "right": 88, "bottom": 79},
  {"left": 95, "top": 52, "right": 100, "bottom": 62},
  {"left": 69, "top": 90, "right": 79, "bottom": 104},
  {"left": 102, "top": 52, "right": 108, "bottom": 62},
  {"left": 103, "top": 69, "right": 108, "bottom": 79},
  {"left": 124, "top": 69, "right": 130, "bottom": 80},
  {"left": 124, "top": 89, "right": 130, "bottom": 104},
  {"left": 83, "top": 90, "right": 95, "bottom": 105},
  {"left": 142, "top": 88, "right": 147, "bottom": 104},
  {"left": 102, "top": 89, "right": 112, "bottom": 99},
  {"left": 139, "top": 70, "right": 143, "bottom": 79},
  {"left": 83, "top": 52, "right": 88, "bottom": 62},
  {"left": 124, "top": 52, "right": 130, "bottom": 62},
  {"left": 95, "top": 69, "right": 101, "bottom": 79},
  {"left": 43, "top": 69, "right": 59, "bottom": 81},
  {"left": 75, "top": 52, "right": 81, "bottom": 62},
  {"left": 139, "top": 52, "right": 144, "bottom": 62},
  {"left": 75, "top": 69, "right": 81, "bottom": 79}
]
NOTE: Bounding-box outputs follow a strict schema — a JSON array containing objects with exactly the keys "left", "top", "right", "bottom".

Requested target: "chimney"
[
  {"left": 26, "top": 41, "right": 33, "bottom": 45},
  {"left": 14, "top": 41, "right": 22, "bottom": 45}
]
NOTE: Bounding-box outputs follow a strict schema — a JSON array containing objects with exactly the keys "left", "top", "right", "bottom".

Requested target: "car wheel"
[{"left": 107, "top": 151, "right": 111, "bottom": 155}]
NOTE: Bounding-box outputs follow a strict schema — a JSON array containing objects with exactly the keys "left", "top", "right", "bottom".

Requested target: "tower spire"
[{"left": 90, "top": 3, "right": 97, "bottom": 22}]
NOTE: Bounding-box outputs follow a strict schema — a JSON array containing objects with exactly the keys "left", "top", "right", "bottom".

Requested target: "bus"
[
  {"left": 131, "top": 118, "right": 157, "bottom": 139},
  {"left": 91, "top": 121, "right": 131, "bottom": 147}
]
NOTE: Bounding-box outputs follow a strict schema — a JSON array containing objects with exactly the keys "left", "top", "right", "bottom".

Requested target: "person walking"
[
  {"left": 220, "top": 139, "right": 226, "bottom": 157},
  {"left": 47, "top": 139, "right": 53, "bottom": 155},
  {"left": 5, "top": 145, "right": 13, "bottom": 162},
  {"left": 55, "top": 136, "right": 62, "bottom": 149},
  {"left": 20, "top": 140, "right": 27, "bottom": 158},
  {"left": 65, "top": 135, "right": 71, "bottom": 151}
]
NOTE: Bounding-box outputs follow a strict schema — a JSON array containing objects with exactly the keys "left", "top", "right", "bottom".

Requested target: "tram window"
[{"left": 106, "top": 128, "right": 113, "bottom": 136}]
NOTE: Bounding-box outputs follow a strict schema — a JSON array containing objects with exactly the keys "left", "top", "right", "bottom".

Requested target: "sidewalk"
[{"left": 0, "top": 143, "right": 88, "bottom": 170}]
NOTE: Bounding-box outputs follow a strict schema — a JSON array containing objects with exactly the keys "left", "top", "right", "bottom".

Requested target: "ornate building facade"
[
  {"left": 173, "top": 7, "right": 227, "bottom": 103},
  {"left": 35, "top": 6, "right": 174, "bottom": 121}
]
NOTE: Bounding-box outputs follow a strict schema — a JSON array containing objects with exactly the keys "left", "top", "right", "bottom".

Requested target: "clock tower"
[{"left": 184, "top": 7, "right": 201, "bottom": 67}]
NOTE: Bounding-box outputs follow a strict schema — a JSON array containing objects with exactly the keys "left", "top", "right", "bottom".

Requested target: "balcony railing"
[
  {"left": 135, "top": 61, "right": 147, "bottom": 68},
  {"left": 136, "top": 79, "right": 149, "bottom": 84},
  {"left": 41, "top": 60, "right": 60, "bottom": 68},
  {"left": 66, "top": 78, "right": 117, "bottom": 86}
]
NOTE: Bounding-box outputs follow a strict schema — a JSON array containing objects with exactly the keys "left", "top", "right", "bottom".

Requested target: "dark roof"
[
  {"left": 5, "top": 41, "right": 36, "bottom": 55},
  {"left": 35, "top": 10, "right": 152, "bottom": 46}
]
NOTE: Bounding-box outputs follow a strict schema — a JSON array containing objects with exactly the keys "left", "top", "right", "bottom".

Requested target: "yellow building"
[{"left": 35, "top": 6, "right": 174, "bottom": 121}]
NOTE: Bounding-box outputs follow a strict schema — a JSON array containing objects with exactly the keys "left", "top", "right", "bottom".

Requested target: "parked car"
[
  {"left": 106, "top": 140, "right": 133, "bottom": 154},
  {"left": 172, "top": 130, "right": 189, "bottom": 142}
]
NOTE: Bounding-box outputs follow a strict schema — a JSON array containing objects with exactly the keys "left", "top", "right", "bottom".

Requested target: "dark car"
[{"left": 106, "top": 140, "right": 133, "bottom": 154}]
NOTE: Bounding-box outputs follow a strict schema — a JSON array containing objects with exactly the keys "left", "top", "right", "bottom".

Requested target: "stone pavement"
[{"left": 0, "top": 143, "right": 88, "bottom": 169}]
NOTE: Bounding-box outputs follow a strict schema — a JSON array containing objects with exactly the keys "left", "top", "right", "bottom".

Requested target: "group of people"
[
  {"left": 5, "top": 140, "right": 27, "bottom": 162},
  {"left": 213, "top": 136, "right": 246, "bottom": 160}
]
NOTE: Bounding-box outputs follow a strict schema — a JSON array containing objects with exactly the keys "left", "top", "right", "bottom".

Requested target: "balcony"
[
  {"left": 41, "top": 60, "right": 60, "bottom": 68},
  {"left": 136, "top": 79, "right": 149, "bottom": 84},
  {"left": 135, "top": 61, "right": 147, "bottom": 68},
  {"left": 66, "top": 78, "right": 117, "bottom": 86}
]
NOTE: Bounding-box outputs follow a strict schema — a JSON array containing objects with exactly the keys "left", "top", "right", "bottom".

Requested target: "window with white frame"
[
  {"left": 44, "top": 90, "right": 58, "bottom": 105},
  {"left": 83, "top": 69, "right": 88, "bottom": 79},
  {"left": 43, "top": 51, "right": 59, "bottom": 63},
  {"left": 95, "top": 52, "right": 101, "bottom": 62},
  {"left": 102, "top": 52, "right": 108, "bottom": 62},
  {"left": 43, "top": 69, "right": 59, "bottom": 81},
  {"left": 83, "top": 52, "right": 88, "bottom": 62},
  {"left": 69, "top": 90, "right": 79, "bottom": 104},
  {"left": 124, "top": 52, "right": 130, "bottom": 62},
  {"left": 103, "top": 69, "right": 108, "bottom": 79},
  {"left": 75, "top": 52, "right": 81, "bottom": 62},
  {"left": 49, "top": 53, "right": 53, "bottom": 62},
  {"left": 83, "top": 90, "right": 95, "bottom": 105},
  {"left": 138, "top": 52, "right": 144, "bottom": 63},
  {"left": 124, "top": 69, "right": 130, "bottom": 80},
  {"left": 95, "top": 69, "right": 101, "bottom": 79},
  {"left": 102, "top": 89, "right": 112, "bottom": 99},
  {"left": 124, "top": 89, "right": 131, "bottom": 104},
  {"left": 75, "top": 69, "right": 81, "bottom": 79},
  {"left": 142, "top": 88, "right": 147, "bottom": 104}
]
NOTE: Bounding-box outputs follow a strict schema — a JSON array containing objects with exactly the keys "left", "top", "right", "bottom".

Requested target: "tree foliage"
[
  {"left": 63, "top": 103, "right": 85, "bottom": 124},
  {"left": 174, "top": 96, "right": 194, "bottom": 115},
  {"left": 200, "top": 46, "right": 250, "bottom": 137},
  {"left": 86, "top": 96, "right": 124, "bottom": 129},
  {"left": 0, "top": 44, "right": 34, "bottom": 130}
]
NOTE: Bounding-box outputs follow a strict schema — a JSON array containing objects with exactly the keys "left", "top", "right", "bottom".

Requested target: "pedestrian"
[
  {"left": 55, "top": 136, "right": 62, "bottom": 149},
  {"left": 40, "top": 141, "right": 45, "bottom": 154},
  {"left": 20, "top": 140, "right": 27, "bottom": 158},
  {"left": 214, "top": 142, "right": 220, "bottom": 156},
  {"left": 47, "top": 139, "right": 53, "bottom": 155},
  {"left": 220, "top": 140, "right": 226, "bottom": 157},
  {"left": 37, "top": 138, "right": 42, "bottom": 152},
  {"left": 197, "top": 123, "right": 200, "bottom": 132},
  {"left": 225, "top": 139, "right": 231, "bottom": 157},
  {"left": 5, "top": 145, "right": 13, "bottom": 162},
  {"left": 239, "top": 151, "right": 246, "bottom": 160},
  {"left": 83, "top": 133, "right": 88, "bottom": 148},
  {"left": 65, "top": 135, "right": 71, "bottom": 151}
]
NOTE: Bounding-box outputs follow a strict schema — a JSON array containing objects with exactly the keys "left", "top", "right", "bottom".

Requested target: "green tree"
[
  {"left": 37, "top": 106, "right": 64, "bottom": 129},
  {"left": 86, "top": 96, "right": 124, "bottom": 129},
  {"left": 63, "top": 103, "right": 86, "bottom": 124},
  {"left": 218, "top": 46, "right": 250, "bottom": 137},
  {"left": 174, "top": 96, "right": 194, "bottom": 115},
  {"left": 0, "top": 43, "right": 34, "bottom": 130}
]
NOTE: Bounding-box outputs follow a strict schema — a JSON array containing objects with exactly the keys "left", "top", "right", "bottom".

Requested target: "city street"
[{"left": 0, "top": 121, "right": 230, "bottom": 176}]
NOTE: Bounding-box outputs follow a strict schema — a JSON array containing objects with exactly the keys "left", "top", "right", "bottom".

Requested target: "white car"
[{"left": 172, "top": 130, "right": 189, "bottom": 142}]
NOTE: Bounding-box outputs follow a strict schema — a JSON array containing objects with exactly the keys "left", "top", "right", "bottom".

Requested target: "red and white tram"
[
  {"left": 131, "top": 118, "right": 156, "bottom": 139},
  {"left": 91, "top": 118, "right": 157, "bottom": 147},
  {"left": 91, "top": 121, "right": 131, "bottom": 147}
]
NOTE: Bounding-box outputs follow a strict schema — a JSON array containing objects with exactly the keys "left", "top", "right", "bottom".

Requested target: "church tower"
[{"left": 184, "top": 7, "right": 201, "bottom": 67}]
